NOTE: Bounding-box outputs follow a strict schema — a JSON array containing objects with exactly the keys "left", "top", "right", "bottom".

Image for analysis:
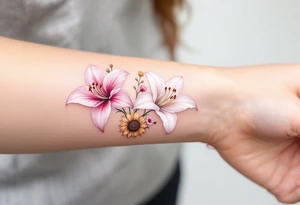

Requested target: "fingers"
[
  {"left": 275, "top": 184, "right": 300, "bottom": 204},
  {"left": 287, "top": 96, "right": 300, "bottom": 138}
]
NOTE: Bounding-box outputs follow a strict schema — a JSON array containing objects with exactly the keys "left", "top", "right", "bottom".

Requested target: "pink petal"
[
  {"left": 102, "top": 69, "right": 128, "bottom": 96},
  {"left": 161, "top": 93, "right": 197, "bottom": 113},
  {"left": 156, "top": 110, "right": 177, "bottom": 134},
  {"left": 91, "top": 101, "right": 111, "bottom": 132},
  {"left": 165, "top": 76, "right": 183, "bottom": 96},
  {"left": 145, "top": 116, "right": 154, "bottom": 125},
  {"left": 139, "top": 85, "right": 147, "bottom": 92},
  {"left": 66, "top": 86, "right": 100, "bottom": 107},
  {"left": 145, "top": 72, "right": 165, "bottom": 102},
  {"left": 84, "top": 65, "right": 107, "bottom": 85},
  {"left": 134, "top": 92, "right": 160, "bottom": 110},
  {"left": 109, "top": 88, "right": 121, "bottom": 98},
  {"left": 110, "top": 89, "right": 133, "bottom": 109}
]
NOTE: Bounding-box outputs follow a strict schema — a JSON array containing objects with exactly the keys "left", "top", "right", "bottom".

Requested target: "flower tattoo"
[
  {"left": 66, "top": 65, "right": 133, "bottom": 131},
  {"left": 134, "top": 72, "right": 197, "bottom": 134},
  {"left": 115, "top": 71, "right": 157, "bottom": 138},
  {"left": 67, "top": 65, "right": 197, "bottom": 137},
  {"left": 119, "top": 112, "right": 148, "bottom": 138}
]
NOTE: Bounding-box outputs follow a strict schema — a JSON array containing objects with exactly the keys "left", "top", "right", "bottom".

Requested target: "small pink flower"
[
  {"left": 139, "top": 85, "right": 147, "bottom": 92},
  {"left": 66, "top": 65, "right": 133, "bottom": 132},
  {"left": 145, "top": 116, "right": 155, "bottom": 125}
]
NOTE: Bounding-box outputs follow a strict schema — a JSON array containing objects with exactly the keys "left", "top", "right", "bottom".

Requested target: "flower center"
[
  {"left": 127, "top": 120, "right": 141, "bottom": 132},
  {"left": 157, "top": 87, "right": 177, "bottom": 106},
  {"left": 88, "top": 82, "right": 109, "bottom": 100}
]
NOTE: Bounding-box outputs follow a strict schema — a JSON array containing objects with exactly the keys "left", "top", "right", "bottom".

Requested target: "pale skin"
[{"left": 1, "top": 37, "right": 300, "bottom": 203}]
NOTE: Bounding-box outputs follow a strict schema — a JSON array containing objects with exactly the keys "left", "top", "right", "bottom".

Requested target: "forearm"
[{"left": 0, "top": 37, "right": 230, "bottom": 153}]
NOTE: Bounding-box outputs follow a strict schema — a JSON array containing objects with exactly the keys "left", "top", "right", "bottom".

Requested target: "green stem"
[
  {"left": 135, "top": 76, "right": 143, "bottom": 98},
  {"left": 116, "top": 108, "right": 126, "bottom": 116},
  {"left": 142, "top": 109, "right": 153, "bottom": 117}
]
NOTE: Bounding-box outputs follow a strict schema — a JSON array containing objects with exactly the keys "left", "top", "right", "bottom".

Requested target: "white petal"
[
  {"left": 165, "top": 76, "right": 183, "bottom": 95},
  {"left": 102, "top": 69, "right": 128, "bottom": 96},
  {"left": 156, "top": 110, "right": 177, "bottom": 134},
  {"left": 91, "top": 101, "right": 112, "bottom": 132},
  {"left": 111, "top": 89, "right": 133, "bottom": 109},
  {"left": 66, "top": 86, "right": 100, "bottom": 107},
  {"left": 145, "top": 72, "right": 165, "bottom": 102},
  {"left": 134, "top": 92, "right": 159, "bottom": 110},
  {"left": 84, "top": 65, "right": 106, "bottom": 85},
  {"left": 161, "top": 93, "right": 197, "bottom": 113},
  {"left": 109, "top": 88, "right": 121, "bottom": 98}
]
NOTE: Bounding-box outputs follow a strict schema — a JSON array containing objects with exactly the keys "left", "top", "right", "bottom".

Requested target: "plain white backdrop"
[{"left": 177, "top": 0, "right": 300, "bottom": 205}]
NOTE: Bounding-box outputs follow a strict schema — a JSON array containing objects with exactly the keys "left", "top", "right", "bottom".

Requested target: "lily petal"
[
  {"left": 134, "top": 92, "right": 160, "bottom": 110},
  {"left": 109, "top": 88, "right": 121, "bottom": 98},
  {"left": 111, "top": 89, "right": 133, "bottom": 109},
  {"left": 161, "top": 94, "right": 197, "bottom": 113},
  {"left": 156, "top": 110, "right": 177, "bottom": 134},
  {"left": 66, "top": 86, "right": 100, "bottom": 107},
  {"left": 91, "top": 101, "right": 111, "bottom": 132},
  {"left": 165, "top": 76, "right": 183, "bottom": 96},
  {"left": 85, "top": 65, "right": 106, "bottom": 85},
  {"left": 145, "top": 72, "right": 165, "bottom": 102},
  {"left": 102, "top": 69, "right": 128, "bottom": 96}
]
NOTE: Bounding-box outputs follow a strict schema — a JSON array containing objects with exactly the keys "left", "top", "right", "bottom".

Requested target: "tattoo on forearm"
[{"left": 66, "top": 65, "right": 197, "bottom": 138}]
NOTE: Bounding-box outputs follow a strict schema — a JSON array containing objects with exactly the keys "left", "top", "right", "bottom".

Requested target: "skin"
[
  {"left": 212, "top": 65, "right": 300, "bottom": 203},
  {"left": 1, "top": 37, "right": 300, "bottom": 203}
]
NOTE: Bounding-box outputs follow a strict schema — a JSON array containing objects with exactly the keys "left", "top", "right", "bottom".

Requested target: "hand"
[{"left": 208, "top": 64, "right": 300, "bottom": 203}]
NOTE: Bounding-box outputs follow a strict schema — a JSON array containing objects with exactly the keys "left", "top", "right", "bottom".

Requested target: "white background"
[{"left": 177, "top": 0, "right": 300, "bottom": 204}]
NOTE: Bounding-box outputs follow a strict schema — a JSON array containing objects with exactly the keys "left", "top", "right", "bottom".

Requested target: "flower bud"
[
  {"left": 139, "top": 85, "right": 147, "bottom": 92},
  {"left": 138, "top": 71, "right": 144, "bottom": 77}
]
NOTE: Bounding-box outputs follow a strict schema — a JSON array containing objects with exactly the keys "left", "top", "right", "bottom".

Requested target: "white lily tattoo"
[{"left": 134, "top": 72, "right": 197, "bottom": 134}]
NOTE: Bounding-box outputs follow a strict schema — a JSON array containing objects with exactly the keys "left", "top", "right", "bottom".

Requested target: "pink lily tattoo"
[
  {"left": 134, "top": 72, "right": 197, "bottom": 134},
  {"left": 66, "top": 65, "right": 133, "bottom": 132}
]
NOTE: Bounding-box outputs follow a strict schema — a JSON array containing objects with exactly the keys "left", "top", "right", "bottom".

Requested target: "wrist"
[{"left": 192, "top": 67, "right": 239, "bottom": 147}]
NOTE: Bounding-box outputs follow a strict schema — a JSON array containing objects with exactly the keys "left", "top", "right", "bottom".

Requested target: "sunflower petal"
[
  {"left": 126, "top": 113, "right": 133, "bottom": 121},
  {"left": 133, "top": 112, "right": 139, "bottom": 120}
]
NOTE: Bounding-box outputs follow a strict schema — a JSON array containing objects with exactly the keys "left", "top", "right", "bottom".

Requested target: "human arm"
[
  {"left": 0, "top": 36, "right": 227, "bottom": 153},
  {"left": 2, "top": 36, "right": 300, "bottom": 203}
]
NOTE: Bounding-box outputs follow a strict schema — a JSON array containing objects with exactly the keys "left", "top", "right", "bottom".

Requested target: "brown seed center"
[{"left": 128, "top": 120, "right": 141, "bottom": 132}]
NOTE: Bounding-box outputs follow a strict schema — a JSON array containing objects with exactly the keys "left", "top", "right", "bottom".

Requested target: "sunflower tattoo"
[
  {"left": 119, "top": 112, "right": 147, "bottom": 138},
  {"left": 116, "top": 71, "right": 157, "bottom": 138}
]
